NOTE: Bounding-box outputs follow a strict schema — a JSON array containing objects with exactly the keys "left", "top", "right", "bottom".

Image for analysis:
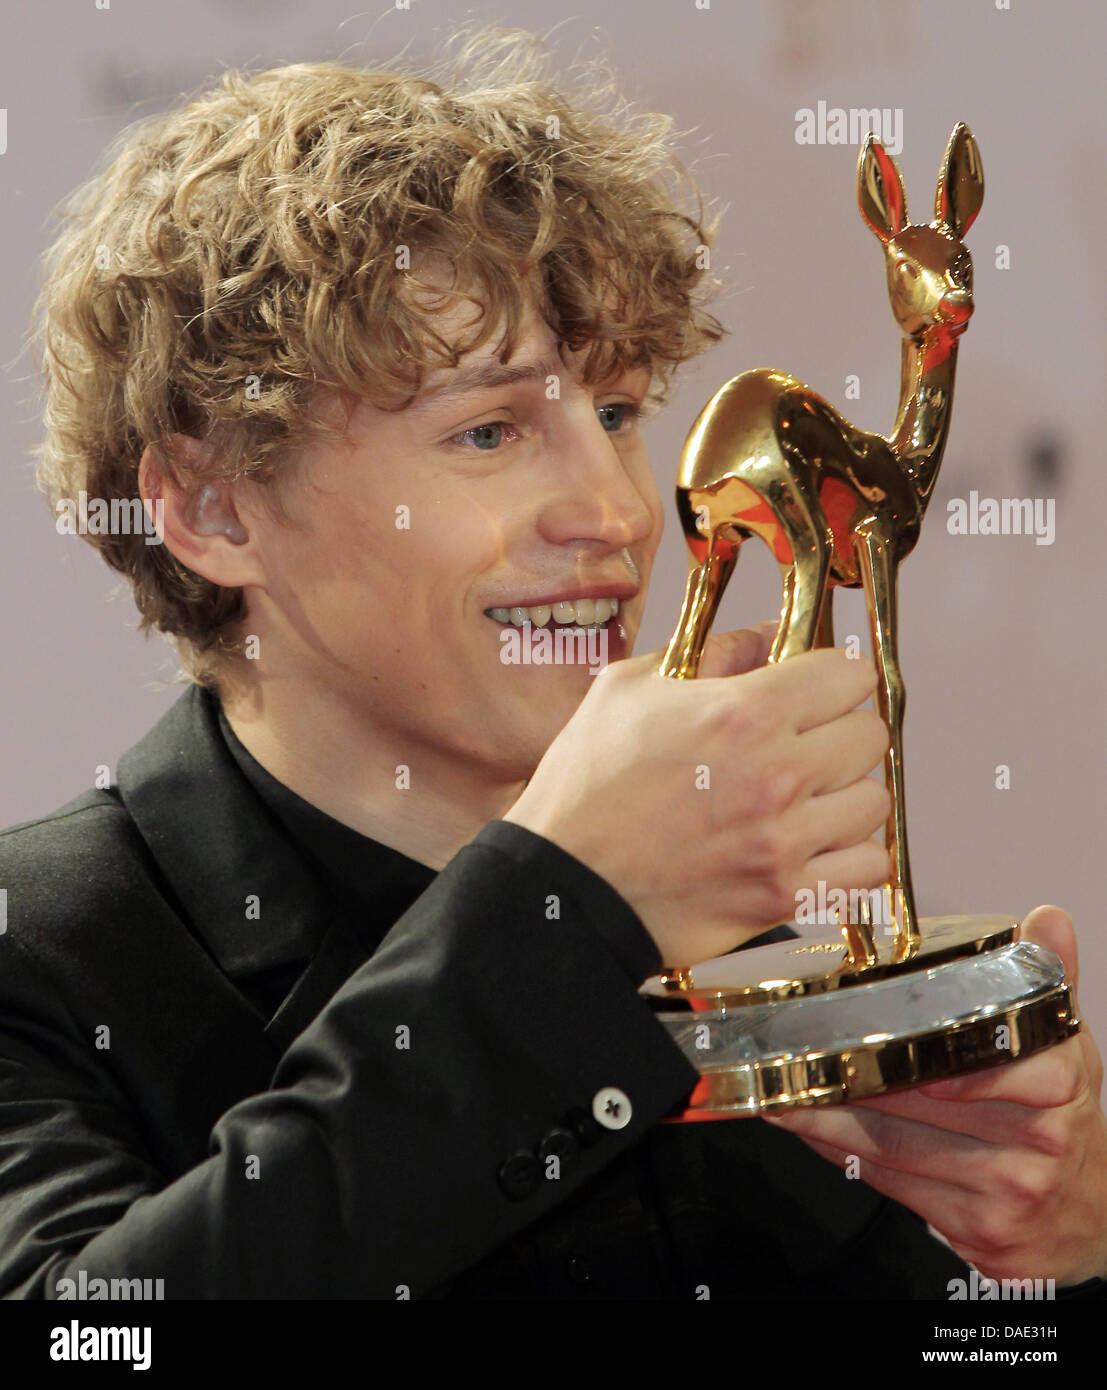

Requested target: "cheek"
[
  {"left": 412, "top": 493, "right": 513, "bottom": 627},
  {"left": 253, "top": 502, "right": 399, "bottom": 641},
  {"left": 280, "top": 490, "right": 504, "bottom": 632}
]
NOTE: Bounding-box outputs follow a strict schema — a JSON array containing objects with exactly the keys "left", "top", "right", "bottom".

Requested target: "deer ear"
[
  {"left": 935, "top": 122, "right": 984, "bottom": 237},
  {"left": 858, "top": 135, "right": 908, "bottom": 242}
]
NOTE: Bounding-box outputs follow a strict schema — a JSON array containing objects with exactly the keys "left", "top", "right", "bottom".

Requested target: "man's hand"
[
  {"left": 766, "top": 905, "right": 1107, "bottom": 1286},
  {"left": 504, "top": 623, "right": 891, "bottom": 968}
]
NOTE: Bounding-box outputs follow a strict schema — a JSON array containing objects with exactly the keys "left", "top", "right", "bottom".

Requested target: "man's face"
[{"left": 235, "top": 292, "right": 664, "bottom": 782}]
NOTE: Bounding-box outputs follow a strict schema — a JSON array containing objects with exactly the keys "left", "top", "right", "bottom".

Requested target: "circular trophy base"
[
  {"left": 641, "top": 914, "right": 1019, "bottom": 1005},
  {"left": 642, "top": 928, "right": 1080, "bottom": 1120}
]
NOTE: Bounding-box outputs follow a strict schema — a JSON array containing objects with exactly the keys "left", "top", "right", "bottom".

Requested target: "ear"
[
  {"left": 858, "top": 134, "right": 908, "bottom": 242},
  {"left": 935, "top": 122, "right": 984, "bottom": 237},
  {"left": 139, "top": 438, "right": 264, "bottom": 590}
]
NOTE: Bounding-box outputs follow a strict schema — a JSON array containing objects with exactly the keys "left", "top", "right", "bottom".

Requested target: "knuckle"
[
  {"left": 746, "top": 821, "right": 791, "bottom": 875},
  {"left": 966, "top": 1197, "right": 1022, "bottom": 1255},
  {"left": 708, "top": 836, "right": 797, "bottom": 927},
  {"left": 861, "top": 711, "right": 891, "bottom": 755},
  {"left": 862, "top": 777, "right": 893, "bottom": 825},
  {"left": 1029, "top": 1112, "right": 1076, "bottom": 1162},
  {"left": 1001, "top": 1162, "right": 1045, "bottom": 1206},
  {"left": 972, "top": 1221, "right": 1016, "bottom": 1261},
  {"left": 752, "top": 761, "right": 803, "bottom": 816},
  {"left": 855, "top": 842, "right": 893, "bottom": 887},
  {"left": 756, "top": 878, "right": 800, "bottom": 926},
  {"left": 741, "top": 840, "right": 801, "bottom": 923},
  {"left": 999, "top": 1159, "right": 1053, "bottom": 1209},
  {"left": 725, "top": 689, "right": 778, "bottom": 741},
  {"left": 1046, "top": 1052, "right": 1084, "bottom": 1106}
]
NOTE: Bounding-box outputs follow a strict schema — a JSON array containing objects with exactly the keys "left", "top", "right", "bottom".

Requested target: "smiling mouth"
[{"left": 484, "top": 596, "right": 622, "bottom": 629}]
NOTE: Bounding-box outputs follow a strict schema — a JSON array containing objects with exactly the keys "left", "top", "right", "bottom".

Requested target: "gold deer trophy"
[{"left": 640, "top": 125, "right": 1080, "bottom": 1118}]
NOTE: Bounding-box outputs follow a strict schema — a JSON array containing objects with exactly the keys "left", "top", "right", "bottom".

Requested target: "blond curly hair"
[{"left": 30, "top": 28, "right": 725, "bottom": 687}]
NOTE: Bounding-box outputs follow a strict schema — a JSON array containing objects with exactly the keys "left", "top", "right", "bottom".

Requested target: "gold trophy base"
[{"left": 640, "top": 917, "right": 1080, "bottom": 1120}]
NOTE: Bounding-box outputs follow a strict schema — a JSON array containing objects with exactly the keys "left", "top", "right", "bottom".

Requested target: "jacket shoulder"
[
  {"left": 0, "top": 789, "right": 176, "bottom": 965},
  {"left": 1, "top": 786, "right": 123, "bottom": 838},
  {"left": 0, "top": 789, "right": 143, "bottom": 897}
]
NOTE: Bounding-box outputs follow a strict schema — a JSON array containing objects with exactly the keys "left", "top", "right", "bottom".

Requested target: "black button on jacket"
[{"left": 0, "top": 686, "right": 1099, "bottom": 1299}]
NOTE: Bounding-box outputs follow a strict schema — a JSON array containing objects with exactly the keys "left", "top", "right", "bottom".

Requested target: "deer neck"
[{"left": 888, "top": 327, "right": 961, "bottom": 511}]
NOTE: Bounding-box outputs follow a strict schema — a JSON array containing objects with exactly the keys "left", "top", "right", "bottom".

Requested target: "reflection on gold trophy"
[{"left": 641, "top": 125, "right": 1080, "bottom": 1118}]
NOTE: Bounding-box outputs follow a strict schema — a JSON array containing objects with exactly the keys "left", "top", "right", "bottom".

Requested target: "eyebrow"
[{"left": 412, "top": 357, "right": 563, "bottom": 410}]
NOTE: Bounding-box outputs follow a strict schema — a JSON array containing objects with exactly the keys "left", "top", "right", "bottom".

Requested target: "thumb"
[
  {"left": 696, "top": 621, "right": 779, "bottom": 680},
  {"left": 1018, "top": 904, "right": 1079, "bottom": 995}
]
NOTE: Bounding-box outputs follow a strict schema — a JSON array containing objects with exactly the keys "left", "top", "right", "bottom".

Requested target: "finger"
[
  {"left": 695, "top": 623, "right": 777, "bottom": 680},
  {"left": 765, "top": 1103, "right": 987, "bottom": 1193},
  {"left": 798, "top": 776, "right": 891, "bottom": 856},
  {"left": 711, "top": 647, "right": 878, "bottom": 735},
  {"left": 803, "top": 840, "right": 892, "bottom": 900},
  {"left": 795, "top": 1135, "right": 988, "bottom": 1250},
  {"left": 1017, "top": 905, "right": 1078, "bottom": 994},
  {"left": 797, "top": 709, "right": 889, "bottom": 795},
  {"left": 853, "top": 1086, "right": 1071, "bottom": 1150},
  {"left": 917, "top": 1037, "right": 1086, "bottom": 1109}
]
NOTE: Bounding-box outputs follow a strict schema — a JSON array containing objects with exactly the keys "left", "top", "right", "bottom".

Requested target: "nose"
[
  {"left": 536, "top": 413, "right": 657, "bottom": 551},
  {"left": 939, "top": 294, "right": 973, "bottom": 327}
]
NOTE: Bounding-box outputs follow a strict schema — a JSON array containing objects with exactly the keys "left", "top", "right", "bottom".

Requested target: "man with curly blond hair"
[{"left": 4, "top": 31, "right": 1107, "bottom": 1300}]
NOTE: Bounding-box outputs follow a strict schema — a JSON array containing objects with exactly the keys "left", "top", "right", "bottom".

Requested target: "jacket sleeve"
[{"left": 0, "top": 819, "right": 700, "bottom": 1299}]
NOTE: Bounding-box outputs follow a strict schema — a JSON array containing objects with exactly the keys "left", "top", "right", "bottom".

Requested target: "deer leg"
[
  {"left": 768, "top": 493, "right": 832, "bottom": 663},
  {"left": 659, "top": 532, "right": 741, "bottom": 679},
  {"left": 775, "top": 515, "right": 879, "bottom": 964},
  {"left": 854, "top": 525, "right": 919, "bottom": 957},
  {"left": 814, "top": 587, "right": 835, "bottom": 648}
]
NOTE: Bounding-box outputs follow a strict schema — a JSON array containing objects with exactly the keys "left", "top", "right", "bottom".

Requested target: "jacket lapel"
[{"left": 116, "top": 685, "right": 370, "bottom": 1054}]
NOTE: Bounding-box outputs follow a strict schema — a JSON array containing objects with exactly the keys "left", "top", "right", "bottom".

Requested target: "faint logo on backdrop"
[{"left": 771, "top": 0, "right": 926, "bottom": 72}]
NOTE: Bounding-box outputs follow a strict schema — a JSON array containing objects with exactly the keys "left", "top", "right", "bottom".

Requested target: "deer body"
[{"left": 661, "top": 124, "right": 984, "bottom": 957}]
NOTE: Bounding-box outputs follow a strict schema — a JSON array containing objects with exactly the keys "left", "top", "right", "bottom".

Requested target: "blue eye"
[
  {"left": 597, "top": 402, "right": 637, "bottom": 432},
  {"left": 458, "top": 422, "right": 505, "bottom": 450},
  {"left": 450, "top": 405, "right": 639, "bottom": 452}
]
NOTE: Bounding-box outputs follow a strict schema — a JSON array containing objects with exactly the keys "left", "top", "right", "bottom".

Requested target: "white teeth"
[{"left": 491, "top": 597, "right": 621, "bottom": 628}]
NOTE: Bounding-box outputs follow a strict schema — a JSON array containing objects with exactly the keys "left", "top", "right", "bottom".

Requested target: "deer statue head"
[
  {"left": 853, "top": 121, "right": 984, "bottom": 513},
  {"left": 860, "top": 122, "right": 984, "bottom": 342}
]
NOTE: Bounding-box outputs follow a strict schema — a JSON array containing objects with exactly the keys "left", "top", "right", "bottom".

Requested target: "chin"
[{"left": 471, "top": 691, "right": 585, "bottom": 780}]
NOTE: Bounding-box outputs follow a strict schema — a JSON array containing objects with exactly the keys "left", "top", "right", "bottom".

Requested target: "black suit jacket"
[{"left": 0, "top": 685, "right": 1087, "bottom": 1299}]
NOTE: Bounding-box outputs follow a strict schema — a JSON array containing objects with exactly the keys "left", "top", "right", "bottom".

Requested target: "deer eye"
[{"left": 897, "top": 261, "right": 920, "bottom": 279}]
